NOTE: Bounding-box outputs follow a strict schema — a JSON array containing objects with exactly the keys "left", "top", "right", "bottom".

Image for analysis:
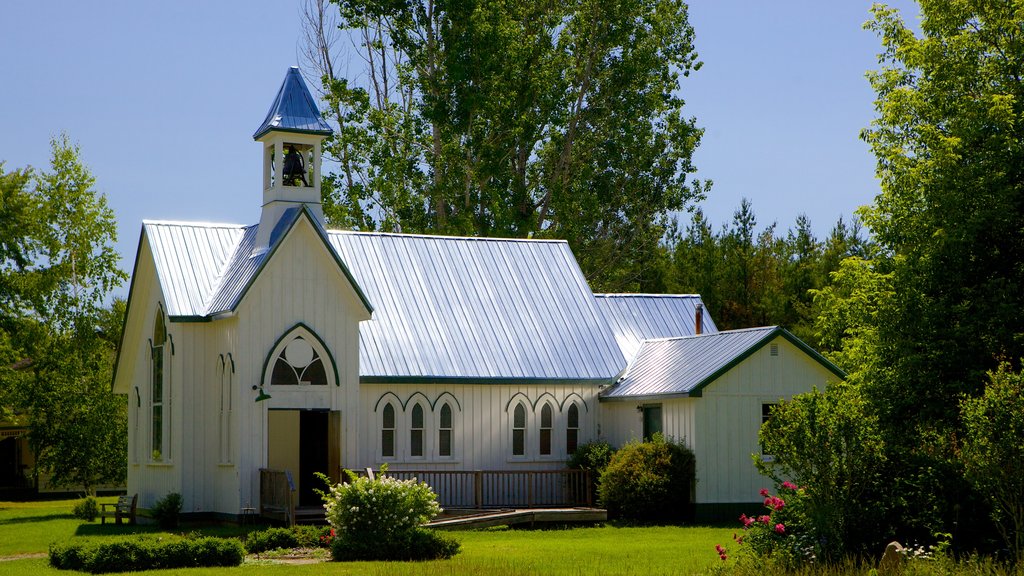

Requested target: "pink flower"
[
  {"left": 759, "top": 515, "right": 771, "bottom": 525},
  {"left": 739, "top": 513, "right": 754, "bottom": 528},
  {"left": 771, "top": 497, "right": 785, "bottom": 511},
  {"left": 720, "top": 554, "right": 728, "bottom": 561},
  {"left": 775, "top": 523, "right": 785, "bottom": 534},
  {"left": 715, "top": 544, "right": 725, "bottom": 554},
  {"left": 759, "top": 488, "right": 770, "bottom": 497},
  {"left": 781, "top": 481, "right": 797, "bottom": 490}
]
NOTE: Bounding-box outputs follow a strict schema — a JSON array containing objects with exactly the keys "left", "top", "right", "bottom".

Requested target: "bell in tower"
[{"left": 252, "top": 67, "right": 333, "bottom": 251}]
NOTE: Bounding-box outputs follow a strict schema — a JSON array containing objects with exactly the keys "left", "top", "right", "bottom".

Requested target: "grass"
[{"left": 0, "top": 498, "right": 733, "bottom": 575}]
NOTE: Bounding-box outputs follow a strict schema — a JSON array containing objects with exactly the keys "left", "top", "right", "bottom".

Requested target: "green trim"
[
  {"left": 110, "top": 227, "right": 147, "bottom": 391},
  {"left": 599, "top": 392, "right": 690, "bottom": 403},
  {"left": 687, "top": 327, "right": 845, "bottom": 397},
  {"left": 372, "top": 391, "right": 465, "bottom": 413},
  {"left": 361, "top": 375, "right": 612, "bottom": 387},
  {"left": 219, "top": 206, "right": 373, "bottom": 318},
  {"left": 168, "top": 315, "right": 212, "bottom": 323},
  {"left": 694, "top": 502, "right": 762, "bottom": 524},
  {"left": 259, "top": 323, "right": 341, "bottom": 388},
  {"left": 253, "top": 126, "right": 333, "bottom": 140}
]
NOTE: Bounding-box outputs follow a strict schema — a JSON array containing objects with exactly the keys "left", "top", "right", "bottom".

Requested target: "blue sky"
[{"left": 1, "top": 1, "right": 918, "bottom": 298}]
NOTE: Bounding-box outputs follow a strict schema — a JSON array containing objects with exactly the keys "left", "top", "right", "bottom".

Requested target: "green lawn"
[{"left": 0, "top": 498, "right": 734, "bottom": 575}]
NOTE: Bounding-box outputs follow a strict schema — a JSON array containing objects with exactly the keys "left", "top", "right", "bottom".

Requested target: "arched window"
[
  {"left": 151, "top": 311, "right": 167, "bottom": 461},
  {"left": 566, "top": 404, "right": 579, "bottom": 455},
  {"left": 410, "top": 404, "right": 424, "bottom": 457},
  {"left": 539, "top": 404, "right": 553, "bottom": 456},
  {"left": 381, "top": 403, "right": 396, "bottom": 458},
  {"left": 438, "top": 403, "right": 453, "bottom": 457},
  {"left": 270, "top": 336, "right": 327, "bottom": 386},
  {"left": 512, "top": 403, "right": 526, "bottom": 456}
]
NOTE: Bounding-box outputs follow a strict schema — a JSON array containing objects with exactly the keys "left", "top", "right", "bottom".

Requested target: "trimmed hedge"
[
  {"left": 49, "top": 535, "right": 244, "bottom": 573},
  {"left": 330, "top": 527, "right": 460, "bottom": 561},
  {"left": 244, "top": 525, "right": 333, "bottom": 553}
]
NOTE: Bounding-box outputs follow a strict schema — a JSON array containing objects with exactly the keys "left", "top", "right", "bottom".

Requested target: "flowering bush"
[
  {"left": 718, "top": 482, "right": 818, "bottom": 569},
  {"left": 317, "top": 467, "right": 459, "bottom": 561},
  {"left": 318, "top": 467, "right": 442, "bottom": 538}
]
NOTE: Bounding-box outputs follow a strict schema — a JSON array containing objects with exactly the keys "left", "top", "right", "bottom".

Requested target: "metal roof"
[
  {"left": 144, "top": 221, "right": 245, "bottom": 319},
  {"left": 601, "top": 327, "right": 779, "bottom": 399},
  {"left": 594, "top": 294, "right": 717, "bottom": 362},
  {"left": 142, "top": 219, "right": 625, "bottom": 382},
  {"left": 332, "top": 232, "right": 626, "bottom": 383},
  {"left": 253, "top": 67, "right": 333, "bottom": 140},
  {"left": 600, "top": 326, "right": 845, "bottom": 400}
]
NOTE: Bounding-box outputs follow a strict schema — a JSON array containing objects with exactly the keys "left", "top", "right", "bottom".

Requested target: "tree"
[
  {"left": 756, "top": 384, "right": 887, "bottom": 559},
  {"left": 301, "top": 0, "right": 708, "bottom": 291},
  {"left": 0, "top": 136, "right": 127, "bottom": 494},
  {"left": 960, "top": 363, "right": 1024, "bottom": 562}
]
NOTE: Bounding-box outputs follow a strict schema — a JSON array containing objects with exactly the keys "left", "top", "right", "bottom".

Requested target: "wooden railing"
[{"left": 353, "top": 469, "right": 593, "bottom": 509}]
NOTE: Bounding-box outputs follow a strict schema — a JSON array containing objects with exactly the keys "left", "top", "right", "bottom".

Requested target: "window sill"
[{"left": 145, "top": 462, "right": 174, "bottom": 468}]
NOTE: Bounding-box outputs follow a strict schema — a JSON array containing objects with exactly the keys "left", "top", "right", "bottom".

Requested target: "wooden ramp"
[{"left": 428, "top": 508, "right": 606, "bottom": 530}]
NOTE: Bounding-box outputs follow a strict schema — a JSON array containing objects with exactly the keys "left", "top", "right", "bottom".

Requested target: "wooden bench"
[{"left": 100, "top": 494, "right": 138, "bottom": 525}]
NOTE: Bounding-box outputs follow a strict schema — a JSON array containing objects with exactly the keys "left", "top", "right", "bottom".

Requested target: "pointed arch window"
[
  {"left": 270, "top": 336, "right": 327, "bottom": 386},
  {"left": 566, "top": 404, "right": 579, "bottom": 455},
  {"left": 438, "top": 403, "right": 453, "bottom": 457},
  {"left": 381, "top": 403, "right": 396, "bottom": 458},
  {"left": 539, "top": 404, "right": 553, "bottom": 456},
  {"left": 150, "top": 311, "right": 167, "bottom": 462},
  {"left": 410, "top": 404, "right": 425, "bottom": 457},
  {"left": 512, "top": 403, "right": 526, "bottom": 456}
]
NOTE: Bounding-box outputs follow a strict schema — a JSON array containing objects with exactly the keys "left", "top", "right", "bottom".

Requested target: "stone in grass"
[{"left": 878, "top": 541, "right": 905, "bottom": 576}]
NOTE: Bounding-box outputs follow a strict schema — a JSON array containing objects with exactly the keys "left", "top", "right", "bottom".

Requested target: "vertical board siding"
[
  {"left": 695, "top": 336, "right": 840, "bottom": 504},
  {"left": 356, "top": 383, "right": 600, "bottom": 473}
]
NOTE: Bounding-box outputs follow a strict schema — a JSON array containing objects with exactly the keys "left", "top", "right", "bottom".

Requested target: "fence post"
[
  {"left": 585, "top": 470, "right": 593, "bottom": 507},
  {"left": 474, "top": 471, "right": 483, "bottom": 508}
]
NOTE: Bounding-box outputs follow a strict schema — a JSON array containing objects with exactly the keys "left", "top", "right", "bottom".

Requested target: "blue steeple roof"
[{"left": 253, "top": 67, "right": 333, "bottom": 140}]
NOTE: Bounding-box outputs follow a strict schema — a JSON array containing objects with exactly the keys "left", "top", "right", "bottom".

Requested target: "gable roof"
[
  {"left": 138, "top": 220, "right": 626, "bottom": 383},
  {"left": 594, "top": 293, "right": 717, "bottom": 361},
  {"left": 253, "top": 66, "right": 333, "bottom": 140},
  {"left": 145, "top": 207, "right": 372, "bottom": 320},
  {"left": 332, "top": 232, "right": 625, "bottom": 383},
  {"left": 600, "top": 326, "right": 845, "bottom": 400}
]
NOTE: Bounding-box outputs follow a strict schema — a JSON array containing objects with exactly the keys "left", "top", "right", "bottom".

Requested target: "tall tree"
[
  {"left": 301, "top": 0, "right": 708, "bottom": 291},
  {"left": 0, "top": 136, "right": 127, "bottom": 494}
]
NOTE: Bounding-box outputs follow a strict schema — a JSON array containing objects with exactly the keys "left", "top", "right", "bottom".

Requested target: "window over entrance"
[{"left": 270, "top": 336, "right": 327, "bottom": 386}]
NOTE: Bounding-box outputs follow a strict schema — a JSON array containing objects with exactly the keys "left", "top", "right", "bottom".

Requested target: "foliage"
[
  {"left": 49, "top": 535, "right": 244, "bottom": 573},
  {"left": 330, "top": 527, "right": 460, "bottom": 561},
  {"left": 669, "top": 202, "right": 869, "bottom": 342},
  {"left": 151, "top": 492, "right": 182, "bottom": 529},
  {"left": 960, "top": 363, "right": 1024, "bottom": 562},
  {"left": 567, "top": 439, "right": 615, "bottom": 504},
  {"left": 726, "top": 483, "right": 817, "bottom": 569},
  {"left": 0, "top": 136, "right": 127, "bottom": 495},
  {"left": 245, "top": 525, "right": 334, "bottom": 553},
  {"left": 318, "top": 467, "right": 456, "bottom": 561},
  {"left": 598, "top": 434, "right": 695, "bottom": 522},
  {"left": 755, "top": 384, "right": 886, "bottom": 559},
  {"left": 72, "top": 497, "right": 99, "bottom": 523},
  {"left": 302, "top": 0, "right": 708, "bottom": 291}
]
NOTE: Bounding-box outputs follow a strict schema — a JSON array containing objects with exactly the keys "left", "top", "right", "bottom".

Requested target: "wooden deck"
[{"left": 427, "top": 507, "right": 607, "bottom": 530}]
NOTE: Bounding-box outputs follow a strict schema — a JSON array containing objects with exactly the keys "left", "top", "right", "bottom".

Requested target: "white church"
[{"left": 111, "top": 67, "right": 843, "bottom": 522}]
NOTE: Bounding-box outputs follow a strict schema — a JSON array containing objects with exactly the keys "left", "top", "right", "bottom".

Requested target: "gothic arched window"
[
  {"left": 270, "top": 336, "right": 327, "bottom": 386},
  {"left": 381, "top": 403, "right": 396, "bottom": 458}
]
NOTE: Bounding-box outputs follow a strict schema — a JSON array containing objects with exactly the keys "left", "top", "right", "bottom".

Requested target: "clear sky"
[{"left": 1, "top": 1, "right": 919, "bottom": 299}]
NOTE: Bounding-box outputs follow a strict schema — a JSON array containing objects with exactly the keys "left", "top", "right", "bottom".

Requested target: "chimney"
[{"left": 695, "top": 303, "right": 703, "bottom": 335}]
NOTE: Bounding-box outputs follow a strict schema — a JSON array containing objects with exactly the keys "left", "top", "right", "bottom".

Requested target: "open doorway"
[{"left": 268, "top": 409, "right": 340, "bottom": 508}]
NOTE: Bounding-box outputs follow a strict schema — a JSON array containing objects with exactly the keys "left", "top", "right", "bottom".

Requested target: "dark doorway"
[
  {"left": 0, "top": 437, "right": 18, "bottom": 487},
  {"left": 298, "top": 411, "right": 329, "bottom": 507},
  {"left": 642, "top": 405, "right": 662, "bottom": 441}
]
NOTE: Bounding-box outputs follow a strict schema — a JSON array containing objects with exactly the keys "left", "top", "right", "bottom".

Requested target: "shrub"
[
  {"left": 49, "top": 535, "right": 244, "bottom": 573},
  {"left": 72, "top": 496, "right": 99, "bottom": 522},
  {"left": 330, "top": 527, "right": 460, "bottom": 561},
  {"left": 293, "top": 524, "right": 334, "bottom": 548},
  {"left": 318, "top": 467, "right": 459, "bottom": 561},
  {"left": 151, "top": 492, "right": 182, "bottom": 529},
  {"left": 598, "top": 434, "right": 695, "bottom": 522},
  {"left": 245, "top": 527, "right": 298, "bottom": 553},
  {"left": 728, "top": 483, "right": 817, "bottom": 569},
  {"left": 567, "top": 440, "right": 615, "bottom": 504}
]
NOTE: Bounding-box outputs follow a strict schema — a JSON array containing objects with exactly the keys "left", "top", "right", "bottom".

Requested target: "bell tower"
[{"left": 253, "top": 67, "right": 333, "bottom": 251}]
